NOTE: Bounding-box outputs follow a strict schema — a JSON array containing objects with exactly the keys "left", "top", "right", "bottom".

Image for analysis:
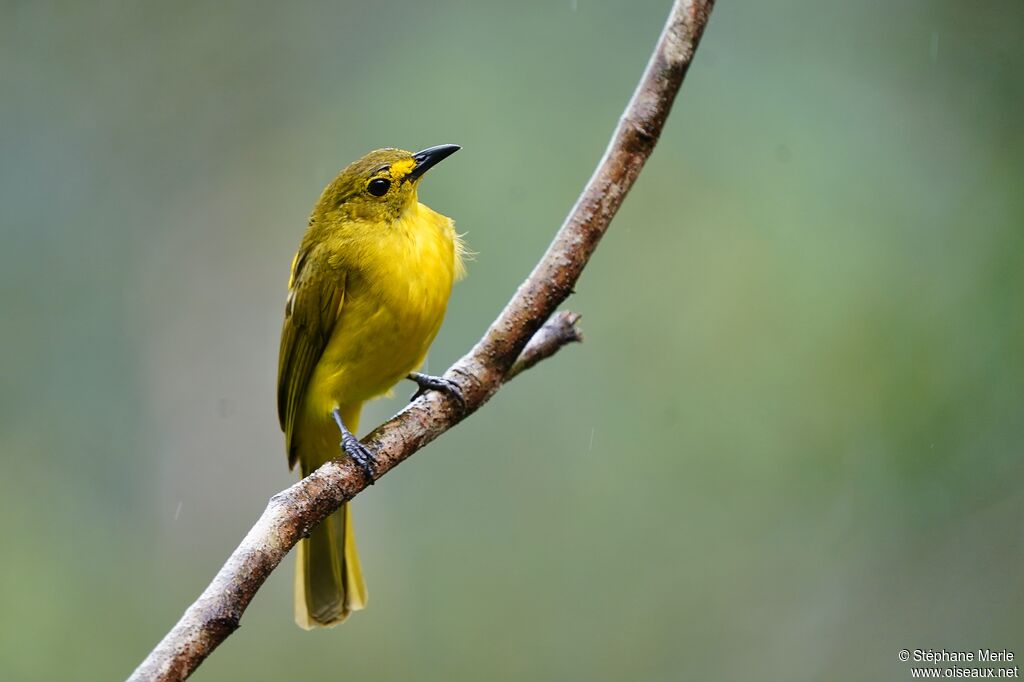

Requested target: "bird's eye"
[{"left": 367, "top": 178, "right": 391, "bottom": 197}]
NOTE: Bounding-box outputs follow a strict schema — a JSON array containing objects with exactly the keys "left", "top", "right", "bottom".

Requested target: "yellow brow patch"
[{"left": 389, "top": 158, "right": 416, "bottom": 180}]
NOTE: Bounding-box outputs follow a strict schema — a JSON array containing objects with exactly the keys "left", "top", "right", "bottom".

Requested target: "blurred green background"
[{"left": 2, "top": 1, "right": 1022, "bottom": 680}]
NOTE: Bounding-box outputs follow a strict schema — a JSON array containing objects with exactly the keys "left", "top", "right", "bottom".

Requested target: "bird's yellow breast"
[{"left": 304, "top": 202, "right": 460, "bottom": 419}]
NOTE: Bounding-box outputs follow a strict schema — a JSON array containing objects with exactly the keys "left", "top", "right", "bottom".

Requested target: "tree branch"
[{"left": 128, "top": 2, "right": 715, "bottom": 680}]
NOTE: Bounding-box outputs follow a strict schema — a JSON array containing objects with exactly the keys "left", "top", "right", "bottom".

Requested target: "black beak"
[{"left": 408, "top": 144, "right": 460, "bottom": 181}]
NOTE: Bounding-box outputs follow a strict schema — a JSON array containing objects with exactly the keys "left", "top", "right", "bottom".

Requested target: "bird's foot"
[
  {"left": 407, "top": 372, "right": 466, "bottom": 411},
  {"left": 332, "top": 408, "right": 376, "bottom": 484}
]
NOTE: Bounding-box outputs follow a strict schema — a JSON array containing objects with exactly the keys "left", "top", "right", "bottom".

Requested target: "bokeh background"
[{"left": 2, "top": 1, "right": 1022, "bottom": 680}]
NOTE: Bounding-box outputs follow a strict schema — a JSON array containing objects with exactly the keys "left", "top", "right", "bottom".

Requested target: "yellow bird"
[{"left": 277, "top": 144, "right": 465, "bottom": 629}]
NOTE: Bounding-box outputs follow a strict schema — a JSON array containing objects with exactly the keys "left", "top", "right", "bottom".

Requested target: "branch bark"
[{"left": 128, "top": 2, "right": 715, "bottom": 679}]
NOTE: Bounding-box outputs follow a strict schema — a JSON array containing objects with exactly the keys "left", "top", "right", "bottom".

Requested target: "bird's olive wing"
[{"left": 277, "top": 247, "right": 345, "bottom": 468}]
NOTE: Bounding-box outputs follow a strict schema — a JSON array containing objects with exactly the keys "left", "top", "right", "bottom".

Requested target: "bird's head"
[{"left": 316, "top": 144, "right": 460, "bottom": 222}]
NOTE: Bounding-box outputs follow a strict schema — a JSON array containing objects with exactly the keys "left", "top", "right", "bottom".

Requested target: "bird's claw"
[
  {"left": 340, "top": 434, "right": 377, "bottom": 483},
  {"left": 408, "top": 372, "right": 466, "bottom": 411},
  {"left": 333, "top": 407, "right": 377, "bottom": 484}
]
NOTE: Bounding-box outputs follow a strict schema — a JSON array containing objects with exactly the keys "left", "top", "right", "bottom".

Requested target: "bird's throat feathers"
[{"left": 307, "top": 201, "right": 466, "bottom": 282}]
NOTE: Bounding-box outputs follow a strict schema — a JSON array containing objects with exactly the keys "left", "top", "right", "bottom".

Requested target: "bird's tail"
[
  {"left": 294, "top": 405, "right": 367, "bottom": 629},
  {"left": 294, "top": 502, "right": 366, "bottom": 628}
]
